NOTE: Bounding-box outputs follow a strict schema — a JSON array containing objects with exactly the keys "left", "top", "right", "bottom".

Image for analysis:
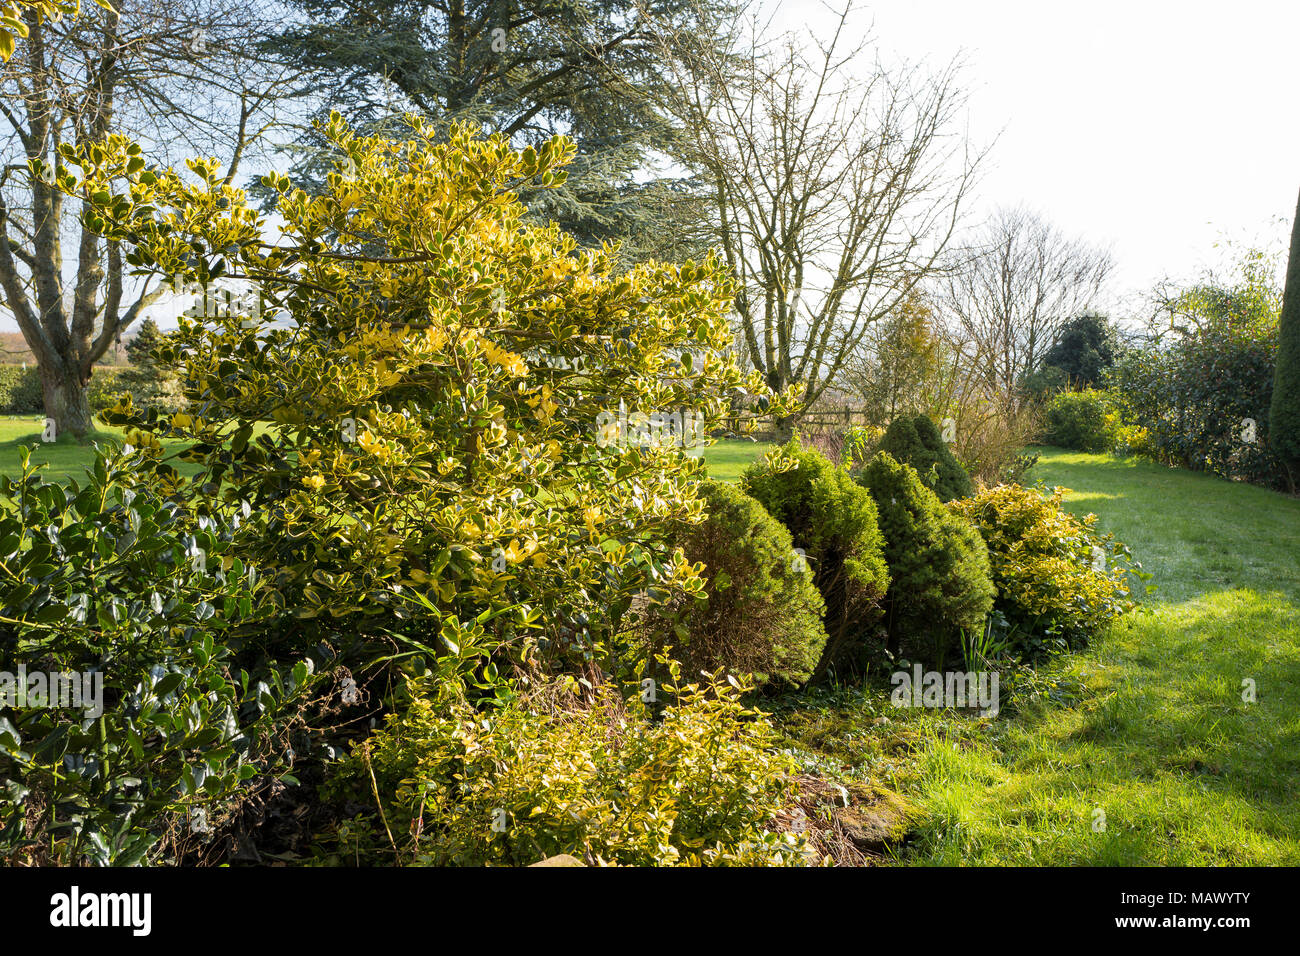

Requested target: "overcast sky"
[{"left": 766, "top": 0, "right": 1299, "bottom": 315}]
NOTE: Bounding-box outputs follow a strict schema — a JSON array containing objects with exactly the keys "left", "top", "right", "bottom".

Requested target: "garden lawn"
[
  {"left": 0, "top": 414, "right": 198, "bottom": 482},
  {"left": 694, "top": 438, "right": 774, "bottom": 482},
  {"left": 775, "top": 447, "right": 1300, "bottom": 865}
]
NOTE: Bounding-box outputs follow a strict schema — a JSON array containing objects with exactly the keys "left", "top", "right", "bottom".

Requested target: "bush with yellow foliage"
[{"left": 53, "top": 113, "right": 776, "bottom": 681}]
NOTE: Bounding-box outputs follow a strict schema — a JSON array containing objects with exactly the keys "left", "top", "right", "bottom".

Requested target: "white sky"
[{"left": 768, "top": 0, "right": 1300, "bottom": 314}]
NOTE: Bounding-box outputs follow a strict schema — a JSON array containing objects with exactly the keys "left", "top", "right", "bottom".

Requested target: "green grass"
[
  {"left": 775, "top": 447, "right": 1300, "bottom": 865},
  {"left": 694, "top": 438, "right": 774, "bottom": 482},
  {"left": 0, "top": 415, "right": 126, "bottom": 482},
  {"left": 0, "top": 415, "right": 198, "bottom": 482}
]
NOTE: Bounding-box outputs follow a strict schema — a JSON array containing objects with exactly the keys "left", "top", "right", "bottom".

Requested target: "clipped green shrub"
[
  {"left": 1043, "top": 389, "right": 1114, "bottom": 452},
  {"left": 859, "top": 453, "right": 994, "bottom": 667},
  {"left": 877, "top": 414, "right": 972, "bottom": 501},
  {"left": 648, "top": 479, "right": 827, "bottom": 689},
  {"left": 741, "top": 441, "right": 889, "bottom": 676},
  {"left": 949, "top": 484, "right": 1144, "bottom": 658},
  {"left": 322, "top": 671, "right": 809, "bottom": 866}
]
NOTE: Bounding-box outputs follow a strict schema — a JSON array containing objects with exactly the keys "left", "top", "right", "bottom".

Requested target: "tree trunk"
[
  {"left": 773, "top": 414, "right": 797, "bottom": 444},
  {"left": 42, "top": 363, "right": 93, "bottom": 440}
]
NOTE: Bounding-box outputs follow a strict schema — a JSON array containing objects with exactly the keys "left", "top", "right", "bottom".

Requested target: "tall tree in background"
[
  {"left": 938, "top": 206, "right": 1112, "bottom": 408},
  {"left": 843, "top": 292, "right": 944, "bottom": 429},
  {"left": 1270, "top": 188, "right": 1300, "bottom": 490},
  {"left": 658, "top": 2, "right": 980, "bottom": 439},
  {"left": 1037, "top": 312, "right": 1115, "bottom": 388},
  {"left": 262, "top": 0, "right": 738, "bottom": 262},
  {"left": 0, "top": 0, "right": 299, "bottom": 436}
]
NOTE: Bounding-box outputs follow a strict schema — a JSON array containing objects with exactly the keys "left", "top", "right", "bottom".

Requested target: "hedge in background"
[
  {"left": 876, "top": 414, "right": 972, "bottom": 501},
  {"left": 1043, "top": 389, "right": 1115, "bottom": 452},
  {"left": 0, "top": 366, "right": 43, "bottom": 414},
  {"left": 0, "top": 365, "right": 179, "bottom": 417},
  {"left": 647, "top": 479, "right": 827, "bottom": 689},
  {"left": 859, "top": 453, "right": 994, "bottom": 667},
  {"left": 741, "top": 441, "right": 889, "bottom": 677},
  {"left": 1109, "top": 328, "right": 1285, "bottom": 488}
]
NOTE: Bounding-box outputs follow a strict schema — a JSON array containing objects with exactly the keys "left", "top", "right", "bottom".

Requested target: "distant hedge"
[
  {"left": 1108, "top": 327, "right": 1287, "bottom": 488},
  {"left": 1043, "top": 389, "right": 1114, "bottom": 452},
  {"left": 0, "top": 366, "right": 43, "bottom": 414},
  {"left": 0, "top": 365, "right": 158, "bottom": 416}
]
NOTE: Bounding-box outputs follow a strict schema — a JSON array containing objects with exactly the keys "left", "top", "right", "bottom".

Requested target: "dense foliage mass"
[
  {"left": 1035, "top": 313, "right": 1116, "bottom": 390},
  {"left": 741, "top": 442, "right": 889, "bottom": 676},
  {"left": 644, "top": 479, "right": 827, "bottom": 689},
  {"left": 58, "top": 115, "right": 774, "bottom": 683},
  {"left": 1043, "top": 389, "right": 1115, "bottom": 453},
  {"left": 1107, "top": 245, "right": 1290, "bottom": 489},
  {"left": 323, "top": 670, "right": 808, "bottom": 867},
  {"left": 949, "top": 484, "right": 1144, "bottom": 658},
  {"left": 0, "top": 448, "right": 320, "bottom": 864},
  {"left": 858, "top": 453, "right": 993, "bottom": 667},
  {"left": 876, "top": 414, "right": 973, "bottom": 501},
  {"left": 1108, "top": 325, "right": 1285, "bottom": 487},
  {"left": 261, "top": 0, "right": 729, "bottom": 264}
]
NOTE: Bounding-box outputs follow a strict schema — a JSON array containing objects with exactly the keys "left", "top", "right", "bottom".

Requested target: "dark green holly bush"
[
  {"left": 1109, "top": 324, "right": 1286, "bottom": 488},
  {"left": 858, "top": 453, "right": 994, "bottom": 667},
  {"left": 741, "top": 441, "right": 889, "bottom": 677},
  {"left": 0, "top": 447, "right": 323, "bottom": 864}
]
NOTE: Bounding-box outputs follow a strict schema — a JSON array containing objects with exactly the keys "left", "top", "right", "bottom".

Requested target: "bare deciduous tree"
[
  {"left": 938, "top": 206, "right": 1113, "bottom": 406},
  {"left": 0, "top": 0, "right": 301, "bottom": 436},
  {"left": 657, "top": 1, "right": 981, "bottom": 439}
]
